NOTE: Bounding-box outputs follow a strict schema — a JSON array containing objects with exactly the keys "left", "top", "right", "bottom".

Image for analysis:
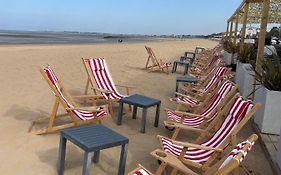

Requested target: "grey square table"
[
  {"left": 172, "top": 60, "right": 190, "bottom": 75},
  {"left": 57, "top": 125, "right": 129, "bottom": 175},
  {"left": 176, "top": 76, "right": 198, "bottom": 93},
  {"left": 117, "top": 94, "right": 161, "bottom": 133}
]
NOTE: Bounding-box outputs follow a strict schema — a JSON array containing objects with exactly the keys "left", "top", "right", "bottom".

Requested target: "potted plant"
[
  {"left": 222, "top": 38, "right": 238, "bottom": 67},
  {"left": 235, "top": 44, "right": 257, "bottom": 99},
  {"left": 254, "top": 55, "right": 281, "bottom": 135}
]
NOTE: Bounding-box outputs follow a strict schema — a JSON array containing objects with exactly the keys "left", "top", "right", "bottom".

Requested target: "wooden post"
[
  {"left": 233, "top": 12, "right": 240, "bottom": 45},
  {"left": 255, "top": 0, "right": 270, "bottom": 74},
  {"left": 240, "top": 2, "right": 249, "bottom": 54},
  {"left": 229, "top": 19, "right": 234, "bottom": 39},
  {"left": 226, "top": 21, "right": 230, "bottom": 37}
]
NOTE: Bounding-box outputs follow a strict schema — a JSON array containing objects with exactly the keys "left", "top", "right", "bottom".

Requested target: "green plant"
[
  {"left": 255, "top": 55, "right": 281, "bottom": 91},
  {"left": 222, "top": 38, "right": 238, "bottom": 53},
  {"left": 238, "top": 44, "right": 257, "bottom": 67}
]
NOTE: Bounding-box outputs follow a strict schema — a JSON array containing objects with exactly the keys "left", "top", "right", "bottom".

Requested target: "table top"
[
  {"left": 61, "top": 125, "right": 128, "bottom": 152},
  {"left": 120, "top": 94, "right": 161, "bottom": 107},
  {"left": 176, "top": 76, "right": 198, "bottom": 82}
]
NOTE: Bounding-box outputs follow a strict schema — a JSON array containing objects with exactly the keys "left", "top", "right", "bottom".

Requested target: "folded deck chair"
[
  {"left": 145, "top": 46, "right": 171, "bottom": 74},
  {"left": 128, "top": 134, "right": 258, "bottom": 175},
  {"left": 30, "top": 65, "right": 110, "bottom": 135},
  {"left": 165, "top": 81, "right": 238, "bottom": 140},
  {"left": 82, "top": 58, "right": 132, "bottom": 114},
  {"left": 155, "top": 96, "right": 260, "bottom": 172}
]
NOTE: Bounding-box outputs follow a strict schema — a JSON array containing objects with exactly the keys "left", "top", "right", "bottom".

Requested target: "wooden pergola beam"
[
  {"left": 255, "top": 0, "right": 270, "bottom": 74},
  {"left": 233, "top": 12, "right": 240, "bottom": 45},
  {"left": 240, "top": 2, "right": 249, "bottom": 53},
  {"left": 226, "top": 21, "right": 230, "bottom": 37}
]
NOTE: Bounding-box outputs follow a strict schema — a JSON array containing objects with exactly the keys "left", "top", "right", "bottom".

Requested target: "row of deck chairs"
[
  {"left": 30, "top": 58, "right": 131, "bottom": 134},
  {"left": 144, "top": 46, "right": 206, "bottom": 74},
  {"left": 128, "top": 45, "right": 261, "bottom": 175}
]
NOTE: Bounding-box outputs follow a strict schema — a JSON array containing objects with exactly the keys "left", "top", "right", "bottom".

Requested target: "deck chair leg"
[
  {"left": 145, "top": 56, "right": 151, "bottom": 69},
  {"left": 171, "top": 127, "right": 180, "bottom": 140},
  {"left": 84, "top": 77, "right": 90, "bottom": 95},
  {"left": 47, "top": 97, "right": 60, "bottom": 132},
  {"left": 108, "top": 99, "right": 114, "bottom": 117},
  {"left": 155, "top": 161, "right": 167, "bottom": 175}
]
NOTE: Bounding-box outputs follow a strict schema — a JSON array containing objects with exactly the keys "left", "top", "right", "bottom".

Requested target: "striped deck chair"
[
  {"left": 144, "top": 46, "right": 171, "bottom": 74},
  {"left": 172, "top": 76, "right": 231, "bottom": 112},
  {"left": 30, "top": 65, "right": 110, "bottom": 135},
  {"left": 181, "top": 66, "right": 231, "bottom": 97},
  {"left": 82, "top": 58, "right": 132, "bottom": 114},
  {"left": 128, "top": 134, "right": 258, "bottom": 175},
  {"left": 154, "top": 96, "right": 260, "bottom": 172},
  {"left": 165, "top": 81, "right": 238, "bottom": 140}
]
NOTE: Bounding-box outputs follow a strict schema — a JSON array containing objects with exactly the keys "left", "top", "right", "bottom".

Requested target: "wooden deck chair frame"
[
  {"left": 30, "top": 66, "right": 110, "bottom": 135},
  {"left": 165, "top": 83, "right": 239, "bottom": 140},
  {"left": 81, "top": 58, "right": 133, "bottom": 115},
  {"left": 181, "top": 68, "right": 232, "bottom": 97},
  {"left": 128, "top": 134, "right": 258, "bottom": 175},
  {"left": 154, "top": 95, "right": 261, "bottom": 173},
  {"left": 145, "top": 46, "right": 170, "bottom": 74},
  {"left": 173, "top": 76, "right": 233, "bottom": 112}
]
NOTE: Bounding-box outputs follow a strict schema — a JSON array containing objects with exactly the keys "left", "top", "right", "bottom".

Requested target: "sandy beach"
[{"left": 0, "top": 39, "right": 274, "bottom": 174}]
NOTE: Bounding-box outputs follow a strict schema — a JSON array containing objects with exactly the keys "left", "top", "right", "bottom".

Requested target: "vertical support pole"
[
  {"left": 240, "top": 3, "right": 249, "bottom": 54},
  {"left": 229, "top": 19, "right": 234, "bottom": 39},
  {"left": 226, "top": 21, "right": 230, "bottom": 37},
  {"left": 233, "top": 12, "right": 239, "bottom": 45},
  {"left": 255, "top": 0, "right": 270, "bottom": 74}
]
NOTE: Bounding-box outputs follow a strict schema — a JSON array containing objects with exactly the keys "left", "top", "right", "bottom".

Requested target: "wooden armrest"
[
  {"left": 115, "top": 84, "right": 135, "bottom": 89},
  {"left": 157, "top": 136, "right": 223, "bottom": 152},
  {"left": 92, "top": 87, "right": 113, "bottom": 94},
  {"left": 174, "top": 111, "right": 206, "bottom": 118},
  {"left": 66, "top": 105, "right": 107, "bottom": 112},
  {"left": 150, "top": 149, "right": 198, "bottom": 175},
  {"left": 73, "top": 95, "right": 104, "bottom": 99}
]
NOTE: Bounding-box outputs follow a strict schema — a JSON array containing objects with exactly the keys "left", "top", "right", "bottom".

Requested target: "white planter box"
[
  {"left": 254, "top": 85, "right": 281, "bottom": 135},
  {"left": 223, "top": 51, "right": 232, "bottom": 66},
  {"left": 235, "top": 62, "right": 255, "bottom": 99},
  {"left": 277, "top": 128, "right": 281, "bottom": 170}
]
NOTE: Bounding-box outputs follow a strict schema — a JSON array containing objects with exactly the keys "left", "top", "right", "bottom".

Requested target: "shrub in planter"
[
  {"left": 253, "top": 56, "right": 281, "bottom": 134},
  {"left": 222, "top": 38, "right": 238, "bottom": 67}
]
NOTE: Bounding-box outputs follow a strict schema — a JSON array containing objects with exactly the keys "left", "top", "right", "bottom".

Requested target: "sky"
[{"left": 0, "top": 0, "right": 242, "bottom": 35}]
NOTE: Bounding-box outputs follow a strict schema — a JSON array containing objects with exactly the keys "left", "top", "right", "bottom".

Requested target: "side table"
[
  {"left": 117, "top": 94, "right": 161, "bottom": 133},
  {"left": 57, "top": 125, "right": 129, "bottom": 175}
]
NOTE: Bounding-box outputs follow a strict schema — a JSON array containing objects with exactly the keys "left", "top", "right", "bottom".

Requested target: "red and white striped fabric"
[
  {"left": 161, "top": 96, "right": 253, "bottom": 163},
  {"left": 174, "top": 95, "right": 200, "bottom": 107},
  {"left": 167, "top": 81, "right": 234, "bottom": 127},
  {"left": 43, "top": 65, "right": 108, "bottom": 120},
  {"left": 85, "top": 58, "right": 125, "bottom": 100},
  {"left": 219, "top": 139, "right": 255, "bottom": 169},
  {"left": 196, "top": 66, "right": 228, "bottom": 96},
  {"left": 132, "top": 168, "right": 150, "bottom": 175}
]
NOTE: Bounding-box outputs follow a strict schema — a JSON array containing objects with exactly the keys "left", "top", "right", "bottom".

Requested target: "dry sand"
[{"left": 0, "top": 39, "right": 274, "bottom": 174}]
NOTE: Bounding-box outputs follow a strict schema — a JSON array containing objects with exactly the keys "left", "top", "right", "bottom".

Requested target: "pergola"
[{"left": 225, "top": 0, "right": 281, "bottom": 74}]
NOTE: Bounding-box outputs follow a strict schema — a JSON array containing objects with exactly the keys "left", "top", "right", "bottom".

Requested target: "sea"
[{"left": 0, "top": 30, "right": 158, "bottom": 44}]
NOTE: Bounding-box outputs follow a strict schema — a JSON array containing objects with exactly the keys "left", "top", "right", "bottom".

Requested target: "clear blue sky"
[{"left": 0, "top": 0, "right": 242, "bottom": 35}]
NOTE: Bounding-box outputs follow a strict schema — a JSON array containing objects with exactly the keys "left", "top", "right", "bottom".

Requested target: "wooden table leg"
[
  {"left": 82, "top": 152, "right": 94, "bottom": 175},
  {"left": 132, "top": 105, "right": 137, "bottom": 119},
  {"left": 117, "top": 102, "right": 124, "bottom": 125},
  {"left": 140, "top": 108, "right": 147, "bottom": 133},
  {"left": 57, "top": 135, "right": 67, "bottom": 175},
  {"left": 154, "top": 103, "right": 161, "bottom": 127},
  {"left": 118, "top": 143, "right": 128, "bottom": 175}
]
